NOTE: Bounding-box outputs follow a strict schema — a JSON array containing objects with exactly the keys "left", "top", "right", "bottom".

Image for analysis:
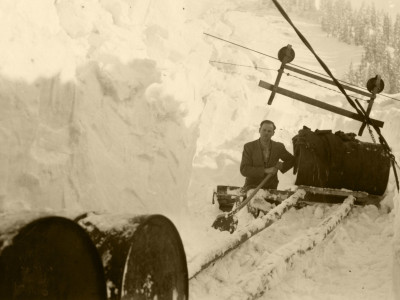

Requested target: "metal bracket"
[
  {"left": 358, "top": 75, "right": 384, "bottom": 135},
  {"left": 268, "top": 45, "right": 294, "bottom": 105}
]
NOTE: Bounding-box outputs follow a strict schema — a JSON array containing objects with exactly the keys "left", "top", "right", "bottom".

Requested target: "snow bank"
[{"left": 0, "top": 0, "right": 212, "bottom": 217}]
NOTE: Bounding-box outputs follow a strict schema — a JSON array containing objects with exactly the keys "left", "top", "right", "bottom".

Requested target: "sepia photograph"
[{"left": 0, "top": 0, "right": 400, "bottom": 299}]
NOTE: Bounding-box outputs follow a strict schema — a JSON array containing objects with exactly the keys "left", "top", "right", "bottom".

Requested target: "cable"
[
  {"left": 209, "top": 60, "right": 369, "bottom": 102},
  {"left": 289, "top": 63, "right": 400, "bottom": 102},
  {"left": 204, "top": 32, "right": 400, "bottom": 102},
  {"left": 204, "top": 33, "right": 277, "bottom": 61},
  {"left": 285, "top": 72, "right": 369, "bottom": 102},
  {"left": 209, "top": 60, "right": 277, "bottom": 71},
  {"left": 204, "top": 33, "right": 357, "bottom": 90}
]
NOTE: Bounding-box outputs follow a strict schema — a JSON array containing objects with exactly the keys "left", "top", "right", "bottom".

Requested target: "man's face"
[{"left": 259, "top": 123, "right": 275, "bottom": 141}]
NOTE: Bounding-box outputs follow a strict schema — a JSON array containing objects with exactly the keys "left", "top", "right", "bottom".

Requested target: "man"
[{"left": 240, "top": 120, "right": 294, "bottom": 190}]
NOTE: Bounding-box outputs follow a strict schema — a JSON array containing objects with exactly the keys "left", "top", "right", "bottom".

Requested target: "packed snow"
[{"left": 0, "top": 0, "right": 399, "bottom": 299}]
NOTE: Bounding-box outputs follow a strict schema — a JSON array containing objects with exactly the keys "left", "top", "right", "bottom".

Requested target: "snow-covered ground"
[{"left": 0, "top": 0, "right": 399, "bottom": 299}]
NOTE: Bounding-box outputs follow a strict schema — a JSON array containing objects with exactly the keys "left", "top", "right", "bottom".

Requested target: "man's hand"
[{"left": 264, "top": 167, "right": 278, "bottom": 175}]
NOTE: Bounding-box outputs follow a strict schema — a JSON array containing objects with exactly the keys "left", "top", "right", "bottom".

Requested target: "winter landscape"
[{"left": 0, "top": 0, "right": 400, "bottom": 299}]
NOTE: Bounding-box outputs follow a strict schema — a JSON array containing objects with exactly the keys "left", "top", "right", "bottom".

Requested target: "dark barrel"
[
  {"left": 75, "top": 213, "right": 188, "bottom": 300},
  {"left": 292, "top": 127, "right": 391, "bottom": 196},
  {"left": 0, "top": 214, "right": 107, "bottom": 300}
]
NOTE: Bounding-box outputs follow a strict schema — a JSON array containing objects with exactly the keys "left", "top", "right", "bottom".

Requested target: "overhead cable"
[{"left": 204, "top": 33, "right": 400, "bottom": 103}]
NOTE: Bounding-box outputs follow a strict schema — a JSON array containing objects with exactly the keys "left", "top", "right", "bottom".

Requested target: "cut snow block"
[
  {"left": 0, "top": 215, "right": 107, "bottom": 300},
  {"left": 75, "top": 213, "right": 188, "bottom": 300},
  {"left": 293, "top": 127, "right": 390, "bottom": 196}
]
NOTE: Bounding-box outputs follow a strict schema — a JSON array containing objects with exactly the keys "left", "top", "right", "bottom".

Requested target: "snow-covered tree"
[
  {"left": 382, "top": 14, "right": 393, "bottom": 46},
  {"left": 354, "top": 2, "right": 368, "bottom": 45},
  {"left": 320, "top": 0, "right": 334, "bottom": 36}
]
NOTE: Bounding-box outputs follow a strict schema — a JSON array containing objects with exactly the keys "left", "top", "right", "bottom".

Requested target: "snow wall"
[
  {"left": 1, "top": 0, "right": 400, "bottom": 297},
  {"left": 0, "top": 0, "right": 214, "bottom": 216}
]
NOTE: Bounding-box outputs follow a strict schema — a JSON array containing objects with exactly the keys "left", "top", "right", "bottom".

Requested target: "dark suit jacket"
[{"left": 240, "top": 139, "right": 294, "bottom": 189}]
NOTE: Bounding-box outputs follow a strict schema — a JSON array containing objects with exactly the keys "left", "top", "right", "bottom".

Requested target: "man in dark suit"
[{"left": 240, "top": 120, "right": 294, "bottom": 190}]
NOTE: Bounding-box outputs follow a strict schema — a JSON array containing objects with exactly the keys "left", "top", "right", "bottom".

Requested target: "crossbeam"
[
  {"left": 258, "top": 80, "right": 384, "bottom": 128},
  {"left": 284, "top": 65, "right": 372, "bottom": 98}
]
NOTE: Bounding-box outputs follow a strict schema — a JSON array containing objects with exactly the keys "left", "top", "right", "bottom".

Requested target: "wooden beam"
[
  {"left": 257, "top": 187, "right": 381, "bottom": 206},
  {"left": 258, "top": 80, "right": 384, "bottom": 128},
  {"left": 242, "top": 197, "right": 354, "bottom": 300},
  {"left": 298, "top": 185, "right": 368, "bottom": 198},
  {"left": 189, "top": 190, "right": 305, "bottom": 279},
  {"left": 284, "top": 64, "right": 372, "bottom": 98}
]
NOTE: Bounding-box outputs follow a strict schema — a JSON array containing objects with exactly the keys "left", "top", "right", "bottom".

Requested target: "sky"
[{"left": 0, "top": 0, "right": 399, "bottom": 299}]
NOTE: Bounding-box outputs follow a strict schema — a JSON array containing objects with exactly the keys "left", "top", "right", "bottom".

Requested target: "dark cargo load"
[{"left": 292, "top": 127, "right": 390, "bottom": 196}]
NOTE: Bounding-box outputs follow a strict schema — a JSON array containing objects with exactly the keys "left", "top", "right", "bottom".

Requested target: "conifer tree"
[
  {"left": 339, "top": 0, "right": 353, "bottom": 43},
  {"left": 354, "top": 3, "right": 367, "bottom": 45},
  {"left": 382, "top": 14, "right": 393, "bottom": 46},
  {"left": 392, "top": 15, "right": 400, "bottom": 92},
  {"left": 320, "top": 0, "right": 329, "bottom": 32},
  {"left": 321, "top": 0, "right": 334, "bottom": 36},
  {"left": 332, "top": 0, "right": 345, "bottom": 37},
  {"left": 347, "top": 62, "right": 356, "bottom": 83},
  {"left": 393, "top": 14, "right": 400, "bottom": 50}
]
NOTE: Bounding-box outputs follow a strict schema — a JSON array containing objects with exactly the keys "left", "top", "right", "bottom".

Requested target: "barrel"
[
  {"left": 0, "top": 214, "right": 107, "bottom": 300},
  {"left": 292, "top": 127, "right": 391, "bottom": 196},
  {"left": 75, "top": 213, "right": 188, "bottom": 300}
]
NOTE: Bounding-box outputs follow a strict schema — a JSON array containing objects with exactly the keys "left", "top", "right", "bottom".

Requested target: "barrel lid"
[{"left": 0, "top": 216, "right": 107, "bottom": 300}]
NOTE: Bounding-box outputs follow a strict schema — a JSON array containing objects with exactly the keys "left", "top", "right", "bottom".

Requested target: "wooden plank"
[
  {"left": 298, "top": 185, "right": 368, "bottom": 198},
  {"left": 258, "top": 80, "right": 384, "bottom": 128},
  {"left": 257, "top": 187, "right": 381, "bottom": 206},
  {"left": 284, "top": 64, "right": 372, "bottom": 98},
  {"left": 242, "top": 197, "right": 355, "bottom": 299},
  {"left": 189, "top": 190, "right": 306, "bottom": 279},
  {"left": 216, "top": 185, "right": 382, "bottom": 209}
]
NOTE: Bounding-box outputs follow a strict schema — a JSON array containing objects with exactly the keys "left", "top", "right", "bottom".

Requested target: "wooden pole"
[{"left": 258, "top": 80, "right": 384, "bottom": 128}]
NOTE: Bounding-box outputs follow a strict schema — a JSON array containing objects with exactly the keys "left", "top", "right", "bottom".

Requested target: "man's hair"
[{"left": 259, "top": 120, "right": 276, "bottom": 131}]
